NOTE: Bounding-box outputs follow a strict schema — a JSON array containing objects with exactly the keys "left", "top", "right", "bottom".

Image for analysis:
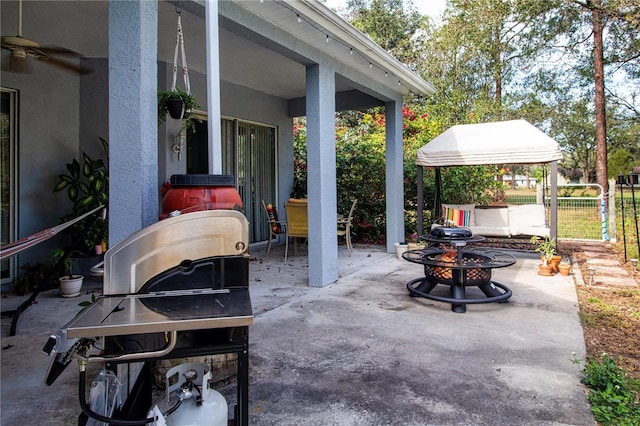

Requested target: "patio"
[{"left": 0, "top": 244, "right": 594, "bottom": 425}]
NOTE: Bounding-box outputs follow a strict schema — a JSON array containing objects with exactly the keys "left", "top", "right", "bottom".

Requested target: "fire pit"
[{"left": 402, "top": 227, "right": 516, "bottom": 313}]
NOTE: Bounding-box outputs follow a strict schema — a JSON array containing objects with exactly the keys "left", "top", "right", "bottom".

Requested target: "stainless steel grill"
[{"left": 44, "top": 210, "right": 253, "bottom": 425}]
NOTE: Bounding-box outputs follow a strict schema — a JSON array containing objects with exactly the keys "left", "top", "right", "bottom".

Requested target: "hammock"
[{"left": 0, "top": 205, "right": 105, "bottom": 261}]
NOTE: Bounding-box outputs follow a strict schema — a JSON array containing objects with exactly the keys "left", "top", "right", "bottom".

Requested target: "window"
[{"left": 1, "top": 88, "right": 18, "bottom": 285}]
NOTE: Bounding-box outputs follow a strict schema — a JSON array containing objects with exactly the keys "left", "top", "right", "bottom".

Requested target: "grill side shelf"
[{"left": 63, "top": 288, "right": 253, "bottom": 339}]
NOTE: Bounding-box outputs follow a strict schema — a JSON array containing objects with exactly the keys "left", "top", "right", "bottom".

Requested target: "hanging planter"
[
  {"left": 167, "top": 99, "right": 185, "bottom": 119},
  {"left": 158, "top": 87, "right": 197, "bottom": 124},
  {"left": 157, "top": 9, "right": 200, "bottom": 132}
]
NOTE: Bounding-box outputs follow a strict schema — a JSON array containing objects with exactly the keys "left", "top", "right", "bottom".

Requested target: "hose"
[
  {"left": 78, "top": 363, "right": 186, "bottom": 425},
  {"left": 79, "top": 363, "right": 155, "bottom": 425}
]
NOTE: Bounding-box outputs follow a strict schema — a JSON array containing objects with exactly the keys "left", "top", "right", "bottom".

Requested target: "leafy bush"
[
  {"left": 292, "top": 105, "right": 509, "bottom": 243},
  {"left": 581, "top": 354, "right": 640, "bottom": 425}
]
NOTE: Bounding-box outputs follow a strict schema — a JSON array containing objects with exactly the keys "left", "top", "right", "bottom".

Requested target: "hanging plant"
[
  {"left": 157, "top": 87, "right": 201, "bottom": 132},
  {"left": 157, "top": 9, "right": 201, "bottom": 133}
]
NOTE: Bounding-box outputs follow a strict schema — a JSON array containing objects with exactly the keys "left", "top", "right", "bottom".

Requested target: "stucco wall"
[
  {"left": 2, "top": 59, "right": 82, "bottom": 266},
  {"left": 158, "top": 61, "right": 295, "bottom": 214}
]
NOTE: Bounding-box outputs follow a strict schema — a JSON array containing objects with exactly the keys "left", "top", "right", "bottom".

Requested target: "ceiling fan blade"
[
  {"left": 36, "top": 45, "right": 83, "bottom": 57},
  {"left": 36, "top": 54, "right": 93, "bottom": 75},
  {"left": 2, "top": 0, "right": 91, "bottom": 75},
  {"left": 1, "top": 52, "right": 33, "bottom": 74}
]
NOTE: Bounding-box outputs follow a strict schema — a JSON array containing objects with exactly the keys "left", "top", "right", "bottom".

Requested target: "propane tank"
[{"left": 164, "top": 363, "right": 228, "bottom": 426}]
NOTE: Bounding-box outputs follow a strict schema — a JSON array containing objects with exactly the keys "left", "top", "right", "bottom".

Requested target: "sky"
[{"left": 323, "top": 0, "right": 447, "bottom": 19}]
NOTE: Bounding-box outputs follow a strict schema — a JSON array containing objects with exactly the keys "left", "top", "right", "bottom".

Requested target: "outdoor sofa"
[{"left": 432, "top": 203, "right": 550, "bottom": 238}]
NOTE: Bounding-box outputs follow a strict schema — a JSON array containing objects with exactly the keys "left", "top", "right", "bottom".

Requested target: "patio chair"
[
  {"left": 262, "top": 200, "right": 286, "bottom": 256},
  {"left": 337, "top": 199, "right": 357, "bottom": 256},
  {"left": 284, "top": 200, "right": 308, "bottom": 262}
]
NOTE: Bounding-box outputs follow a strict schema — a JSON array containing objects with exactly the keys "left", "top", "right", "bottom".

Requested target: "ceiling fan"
[{"left": 1, "top": 0, "right": 92, "bottom": 75}]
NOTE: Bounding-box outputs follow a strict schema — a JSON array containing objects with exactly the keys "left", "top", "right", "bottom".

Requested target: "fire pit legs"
[
  {"left": 408, "top": 278, "right": 438, "bottom": 296},
  {"left": 450, "top": 273, "right": 466, "bottom": 313},
  {"left": 477, "top": 280, "right": 507, "bottom": 298},
  {"left": 406, "top": 275, "right": 512, "bottom": 313}
]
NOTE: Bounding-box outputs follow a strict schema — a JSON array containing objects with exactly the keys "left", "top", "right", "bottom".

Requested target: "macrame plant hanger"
[{"left": 171, "top": 4, "right": 191, "bottom": 120}]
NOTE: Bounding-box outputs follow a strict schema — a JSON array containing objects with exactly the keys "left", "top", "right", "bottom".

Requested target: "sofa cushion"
[
  {"left": 442, "top": 204, "right": 475, "bottom": 227},
  {"left": 474, "top": 207, "right": 509, "bottom": 228},
  {"left": 470, "top": 207, "right": 510, "bottom": 237},
  {"left": 469, "top": 226, "right": 511, "bottom": 237},
  {"left": 508, "top": 204, "right": 549, "bottom": 236}
]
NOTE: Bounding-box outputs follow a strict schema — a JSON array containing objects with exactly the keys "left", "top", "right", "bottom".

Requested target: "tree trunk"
[{"left": 592, "top": 0, "right": 608, "bottom": 210}]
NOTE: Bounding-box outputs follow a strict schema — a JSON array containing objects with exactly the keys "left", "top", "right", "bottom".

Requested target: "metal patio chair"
[
  {"left": 262, "top": 200, "right": 286, "bottom": 256},
  {"left": 337, "top": 199, "right": 357, "bottom": 256}
]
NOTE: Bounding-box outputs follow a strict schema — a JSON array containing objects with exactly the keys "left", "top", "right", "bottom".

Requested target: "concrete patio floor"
[{"left": 1, "top": 243, "right": 595, "bottom": 425}]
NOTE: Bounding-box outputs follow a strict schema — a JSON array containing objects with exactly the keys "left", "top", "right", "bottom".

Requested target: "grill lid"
[
  {"left": 103, "top": 210, "right": 248, "bottom": 295},
  {"left": 429, "top": 226, "right": 473, "bottom": 239}
]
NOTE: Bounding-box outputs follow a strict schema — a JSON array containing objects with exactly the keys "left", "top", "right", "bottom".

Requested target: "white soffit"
[{"left": 233, "top": 0, "right": 435, "bottom": 97}]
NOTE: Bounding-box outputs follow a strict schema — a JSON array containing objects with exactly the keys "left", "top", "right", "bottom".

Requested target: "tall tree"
[
  {"left": 570, "top": 0, "right": 608, "bottom": 201},
  {"left": 345, "top": 0, "right": 422, "bottom": 65},
  {"left": 416, "top": 0, "right": 566, "bottom": 124}
]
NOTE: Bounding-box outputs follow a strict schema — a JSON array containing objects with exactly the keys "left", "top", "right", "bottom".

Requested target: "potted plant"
[
  {"left": 53, "top": 137, "right": 109, "bottom": 255},
  {"left": 158, "top": 88, "right": 201, "bottom": 133},
  {"left": 558, "top": 262, "right": 572, "bottom": 276},
  {"left": 54, "top": 249, "right": 84, "bottom": 297},
  {"left": 530, "top": 236, "right": 556, "bottom": 276},
  {"left": 13, "top": 261, "right": 61, "bottom": 296}
]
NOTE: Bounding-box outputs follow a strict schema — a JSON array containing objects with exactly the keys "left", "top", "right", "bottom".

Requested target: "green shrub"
[
  {"left": 581, "top": 354, "right": 640, "bottom": 425},
  {"left": 293, "top": 106, "right": 510, "bottom": 243}
]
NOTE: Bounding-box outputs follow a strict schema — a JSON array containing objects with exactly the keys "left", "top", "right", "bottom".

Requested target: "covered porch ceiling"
[
  {"left": 220, "top": 0, "right": 435, "bottom": 101},
  {"left": 1, "top": 0, "right": 433, "bottom": 104}
]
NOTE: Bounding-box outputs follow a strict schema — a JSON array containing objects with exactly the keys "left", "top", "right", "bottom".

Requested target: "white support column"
[
  {"left": 108, "top": 1, "right": 158, "bottom": 245},
  {"left": 306, "top": 64, "right": 338, "bottom": 287},
  {"left": 550, "top": 160, "right": 558, "bottom": 241},
  {"left": 205, "top": 1, "right": 222, "bottom": 174},
  {"left": 385, "top": 100, "right": 404, "bottom": 252}
]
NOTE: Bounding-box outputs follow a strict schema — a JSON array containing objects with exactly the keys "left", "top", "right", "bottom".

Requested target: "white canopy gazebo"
[{"left": 415, "top": 120, "right": 563, "bottom": 238}]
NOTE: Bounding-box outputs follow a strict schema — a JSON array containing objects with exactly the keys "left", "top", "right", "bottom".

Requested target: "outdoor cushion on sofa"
[
  {"left": 442, "top": 203, "right": 475, "bottom": 227},
  {"left": 508, "top": 204, "right": 550, "bottom": 237},
  {"left": 472, "top": 207, "right": 510, "bottom": 237}
]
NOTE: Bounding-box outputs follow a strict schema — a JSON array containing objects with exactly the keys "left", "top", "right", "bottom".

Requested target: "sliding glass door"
[{"left": 187, "top": 117, "right": 277, "bottom": 244}]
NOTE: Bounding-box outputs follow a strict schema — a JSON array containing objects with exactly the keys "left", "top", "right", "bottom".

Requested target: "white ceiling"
[{"left": 1, "top": 0, "right": 433, "bottom": 101}]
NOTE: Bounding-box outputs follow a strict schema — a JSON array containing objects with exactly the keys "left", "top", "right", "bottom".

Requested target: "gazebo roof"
[{"left": 416, "top": 120, "right": 563, "bottom": 167}]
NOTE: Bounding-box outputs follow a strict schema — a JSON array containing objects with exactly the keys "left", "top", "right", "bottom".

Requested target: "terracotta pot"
[
  {"left": 558, "top": 264, "right": 571, "bottom": 276},
  {"left": 538, "top": 264, "right": 555, "bottom": 276}
]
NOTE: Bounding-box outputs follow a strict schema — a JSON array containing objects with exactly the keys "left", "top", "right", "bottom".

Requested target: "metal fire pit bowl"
[{"left": 402, "top": 244, "right": 516, "bottom": 313}]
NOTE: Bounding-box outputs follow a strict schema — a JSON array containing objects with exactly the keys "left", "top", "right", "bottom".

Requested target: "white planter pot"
[
  {"left": 59, "top": 275, "right": 83, "bottom": 298},
  {"left": 394, "top": 242, "right": 408, "bottom": 260}
]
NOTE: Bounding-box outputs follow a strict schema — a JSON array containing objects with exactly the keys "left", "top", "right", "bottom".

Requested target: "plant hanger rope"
[{"left": 171, "top": 5, "right": 191, "bottom": 95}]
